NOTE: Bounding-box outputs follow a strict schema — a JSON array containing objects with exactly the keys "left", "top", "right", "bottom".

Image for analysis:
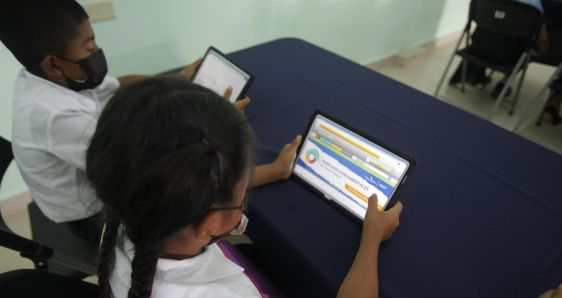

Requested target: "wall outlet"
[{"left": 81, "top": 0, "right": 116, "bottom": 22}]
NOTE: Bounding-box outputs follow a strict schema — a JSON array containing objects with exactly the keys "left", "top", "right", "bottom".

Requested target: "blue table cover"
[{"left": 228, "top": 38, "right": 562, "bottom": 298}]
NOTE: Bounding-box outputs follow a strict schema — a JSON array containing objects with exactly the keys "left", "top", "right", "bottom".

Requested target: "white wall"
[{"left": 0, "top": 0, "right": 470, "bottom": 200}]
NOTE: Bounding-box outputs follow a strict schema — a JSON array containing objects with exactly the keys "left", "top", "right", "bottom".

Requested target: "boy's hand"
[
  {"left": 179, "top": 58, "right": 202, "bottom": 80},
  {"left": 272, "top": 135, "right": 302, "bottom": 180},
  {"left": 223, "top": 87, "right": 251, "bottom": 112},
  {"left": 362, "top": 195, "right": 402, "bottom": 244},
  {"left": 234, "top": 97, "right": 251, "bottom": 112},
  {"left": 223, "top": 86, "right": 233, "bottom": 101}
]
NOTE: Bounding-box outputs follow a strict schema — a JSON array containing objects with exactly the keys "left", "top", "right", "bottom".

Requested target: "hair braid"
[
  {"left": 127, "top": 243, "right": 161, "bottom": 298},
  {"left": 98, "top": 209, "right": 120, "bottom": 298}
]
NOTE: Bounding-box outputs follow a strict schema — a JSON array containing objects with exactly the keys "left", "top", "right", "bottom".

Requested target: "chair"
[
  {"left": 0, "top": 136, "right": 53, "bottom": 270},
  {"left": 0, "top": 135, "right": 97, "bottom": 277},
  {"left": 434, "top": 0, "right": 543, "bottom": 119},
  {"left": 0, "top": 269, "right": 98, "bottom": 298},
  {"left": 27, "top": 201, "right": 99, "bottom": 276}
]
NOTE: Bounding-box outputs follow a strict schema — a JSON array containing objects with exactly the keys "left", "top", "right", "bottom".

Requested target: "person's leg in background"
[
  {"left": 540, "top": 26, "right": 562, "bottom": 125},
  {"left": 542, "top": 77, "right": 562, "bottom": 125},
  {"left": 448, "top": 27, "right": 523, "bottom": 92},
  {"left": 448, "top": 28, "right": 490, "bottom": 87},
  {"left": 448, "top": 61, "right": 489, "bottom": 87}
]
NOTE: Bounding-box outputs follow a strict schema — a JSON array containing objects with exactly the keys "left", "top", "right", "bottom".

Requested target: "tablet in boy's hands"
[{"left": 192, "top": 47, "right": 254, "bottom": 102}]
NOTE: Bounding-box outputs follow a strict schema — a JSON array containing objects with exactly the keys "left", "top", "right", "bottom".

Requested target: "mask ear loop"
[
  {"left": 54, "top": 54, "right": 91, "bottom": 83},
  {"left": 66, "top": 75, "right": 88, "bottom": 84}
]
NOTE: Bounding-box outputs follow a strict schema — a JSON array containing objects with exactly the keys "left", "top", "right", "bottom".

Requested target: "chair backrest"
[
  {"left": 470, "top": 0, "right": 542, "bottom": 43},
  {"left": 0, "top": 135, "right": 13, "bottom": 191},
  {"left": 0, "top": 135, "right": 15, "bottom": 231},
  {"left": 0, "top": 136, "right": 54, "bottom": 268}
]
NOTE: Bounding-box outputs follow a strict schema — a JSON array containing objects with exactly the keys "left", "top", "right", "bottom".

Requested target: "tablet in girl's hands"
[{"left": 292, "top": 110, "right": 416, "bottom": 220}]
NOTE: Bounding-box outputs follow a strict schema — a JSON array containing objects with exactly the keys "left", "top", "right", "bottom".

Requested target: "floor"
[
  {"left": 1, "top": 38, "right": 560, "bottom": 279},
  {"left": 367, "top": 41, "right": 562, "bottom": 155},
  {"left": 0, "top": 198, "right": 34, "bottom": 272}
]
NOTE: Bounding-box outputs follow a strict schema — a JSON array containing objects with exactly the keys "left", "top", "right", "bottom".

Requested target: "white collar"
[
  {"left": 119, "top": 235, "right": 244, "bottom": 284},
  {"left": 156, "top": 244, "right": 244, "bottom": 284},
  {"left": 20, "top": 68, "right": 97, "bottom": 99}
]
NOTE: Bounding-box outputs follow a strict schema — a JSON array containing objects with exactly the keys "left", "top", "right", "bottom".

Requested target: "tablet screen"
[
  {"left": 192, "top": 48, "right": 252, "bottom": 102},
  {"left": 293, "top": 114, "right": 411, "bottom": 219}
]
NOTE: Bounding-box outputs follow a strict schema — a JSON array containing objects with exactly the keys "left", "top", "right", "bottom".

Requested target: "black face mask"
[{"left": 58, "top": 49, "right": 108, "bottom": 91}]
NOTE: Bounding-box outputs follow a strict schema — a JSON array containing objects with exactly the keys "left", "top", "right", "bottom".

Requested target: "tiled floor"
[
  {"left": 1, "top": 37, "right": 560, "bottom": 278},
  {"left": 0, "top": 198, "right": 34, "bottom": 272},
  {"left": 368, "top": 40, "right": 562, "bottom": 155}
]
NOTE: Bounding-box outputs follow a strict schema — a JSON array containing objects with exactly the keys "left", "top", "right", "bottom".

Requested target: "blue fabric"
[{"left": 228, "top": 38, "right": 562, "bottom": 298}]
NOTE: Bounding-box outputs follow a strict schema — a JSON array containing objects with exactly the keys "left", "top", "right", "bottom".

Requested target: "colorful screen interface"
[{"left": 293, "top": 115, "right": 410, "bottom": 219}]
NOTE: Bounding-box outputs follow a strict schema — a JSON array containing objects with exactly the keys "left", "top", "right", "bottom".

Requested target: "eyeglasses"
[{"left": 207, "top": 193, "right": 249, "bottom": 214}]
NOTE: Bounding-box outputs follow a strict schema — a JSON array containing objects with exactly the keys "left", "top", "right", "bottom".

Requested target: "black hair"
[
  {"left": 86, "top": 77, "right": 256, "bottom": 298},
  {"left": 0, "top": 0, "right": 89, "bottom": 75}
]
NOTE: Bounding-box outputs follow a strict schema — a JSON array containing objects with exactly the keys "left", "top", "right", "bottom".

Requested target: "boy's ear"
[{"left": 40, "top": 55, "right": 64, "bottom": 77}]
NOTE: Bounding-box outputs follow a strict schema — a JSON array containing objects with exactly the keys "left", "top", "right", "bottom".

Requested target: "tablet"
[
  {"left": 192, "top": 47, "right": 254, "bottom": 102},
  {"left": 292, "top": 111, "right": 415, "bottom": 220}
]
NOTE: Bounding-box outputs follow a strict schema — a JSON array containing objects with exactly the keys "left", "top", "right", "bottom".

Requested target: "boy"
[
  {"left": 0, "top": 0, "right": 177, "bottom": 242},
  {"left": 0, "top": 0, "right": 299, "bottom": 242}
]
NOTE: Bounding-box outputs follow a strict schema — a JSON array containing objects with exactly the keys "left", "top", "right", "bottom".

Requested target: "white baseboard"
[
  {"left": 0, "top": 191, "right": 31, "bottom": 217},
  {"left": 367, "top": 31, "right": 461, "bottom": 69}
]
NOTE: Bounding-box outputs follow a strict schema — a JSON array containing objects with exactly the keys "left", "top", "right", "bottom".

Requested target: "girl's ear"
[{"left": 193, "top": 212, "right": 224, "bottom": 242}]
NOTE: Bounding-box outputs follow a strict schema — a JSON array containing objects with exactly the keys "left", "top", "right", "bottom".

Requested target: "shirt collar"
[
  {"left": 156, "top": 244, "right": 244, "bottom": 284},
  {"left": 20, "top": 68, "right": 98, "bottom": 99}
]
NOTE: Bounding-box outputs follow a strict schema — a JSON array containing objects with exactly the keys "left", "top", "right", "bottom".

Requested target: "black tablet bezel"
[
  {"left": 192, "top": 46, "right": 255, "bottom": 101},
  {"left": 291, "top": 110, "right": 416, "bottom": 220}
]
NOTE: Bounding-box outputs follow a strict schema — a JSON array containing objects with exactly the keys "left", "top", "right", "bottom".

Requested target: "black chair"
[
  {"left": 27, "top": 201, "right": 99, "bottom": 276},
  {"left": 0, "top": 269, "right": 98, "bottom": 298},
  {"left": 0, "top": 136, "right": 53, "bottom": 270},
  {"left": 434, "top": 0, "right": 543, "bottom": 119},
  {"left": 0, "top": 135, "right": 97, "bottom": 277}
]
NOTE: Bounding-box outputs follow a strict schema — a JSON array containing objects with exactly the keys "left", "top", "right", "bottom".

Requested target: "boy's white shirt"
[
  {"left": 11, "top": 69, "right": 119, "bottom": 222},
  {"left": 110, "top": 234, "right": 261, "bottom": 298}
]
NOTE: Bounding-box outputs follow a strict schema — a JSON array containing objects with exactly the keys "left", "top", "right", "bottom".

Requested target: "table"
[{"left": 227, "top": 38, "right": 562, "bottom": 298}]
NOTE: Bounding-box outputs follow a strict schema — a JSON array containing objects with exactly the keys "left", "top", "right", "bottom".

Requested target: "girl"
[{"left": 86, "top": 77, "right": 402, "bottom": 298}]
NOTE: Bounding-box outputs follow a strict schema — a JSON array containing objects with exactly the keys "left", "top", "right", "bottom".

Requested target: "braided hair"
[{"left": 86, "top": 77, "right": 256, "bottom": 298}]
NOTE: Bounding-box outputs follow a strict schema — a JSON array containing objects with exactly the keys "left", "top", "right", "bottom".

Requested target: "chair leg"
[
  {"left": 434, "top": 52, "right": 458, "bottom": 98},
  {"left": 533, "top": 64, "right": 562, "bottom": 127},
  {"left": 434, "top": 31, "right": 467, "bottom": 98},
  {"left": 461, "top": 59, "right": 468, "bottom": 93},
  {"left": 514, "top": 81, "right": 551, "bottom": 131},
  {"left": 489, "top": 53, "right": 528, "bottom": 119},
  {"left": 510, "top": 60, "right": 530, "bottom": 115}
]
